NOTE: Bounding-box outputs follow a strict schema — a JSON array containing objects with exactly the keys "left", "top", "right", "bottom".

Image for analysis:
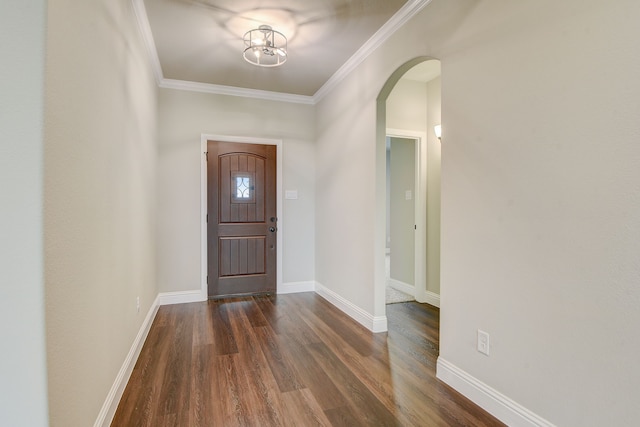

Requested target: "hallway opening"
[{"left": 376, "top": 58, "right": 441, "bottom": 315}]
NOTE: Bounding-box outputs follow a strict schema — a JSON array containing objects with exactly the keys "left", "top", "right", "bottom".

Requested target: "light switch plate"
[{"left": 285, "top": 190, "right": 298, "bottom": 200}]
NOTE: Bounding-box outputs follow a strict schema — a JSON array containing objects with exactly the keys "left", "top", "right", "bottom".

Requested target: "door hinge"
[
  {"left": 206, "top": 213, "right": 209, "bottom": 223},
  {"left": 205, "top": 151, "right": 208, "bottom": 161},
  {"left": 414, "top": 224, "right": 417, "bottom": 230}
]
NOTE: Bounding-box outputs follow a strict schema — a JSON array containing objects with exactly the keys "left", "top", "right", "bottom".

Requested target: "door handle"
[{"left": 269, "top": 227, "right": 277, "bottom": 232}]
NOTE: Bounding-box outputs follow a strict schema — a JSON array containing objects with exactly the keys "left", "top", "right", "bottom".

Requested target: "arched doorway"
[{"left": 375, "top": 57, "right": 441, "bottom": 321}]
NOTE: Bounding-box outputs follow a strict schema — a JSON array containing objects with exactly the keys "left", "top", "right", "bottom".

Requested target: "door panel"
[
  {"left": 207, "top": 141, "right": 276, "bottom": 298},
  {"left": 219, "top": 237, "right": 266, "bottom": 276}
]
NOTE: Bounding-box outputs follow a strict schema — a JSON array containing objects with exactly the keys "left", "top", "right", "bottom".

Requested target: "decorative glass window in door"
[
  {"left": 236, "top": 176, "right": 250, "bottom": 198},
  {"left": 231, "top": 172, "right": 255, "bottom": 203}
]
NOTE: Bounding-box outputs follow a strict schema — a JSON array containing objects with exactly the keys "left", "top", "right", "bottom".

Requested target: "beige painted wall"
[
  {"left": 0, "top": 3, "right": 50, "bottom": 426},
  {"left": 389, "top": 137, "right": 416, "bottom": 286},
  {"left": 316, "top": 74, "right": 378, "bottom": 310},
  {"left": 387, "top": 79, "right": 428, "bottom": 132},
  {"left": 44, "top": 1, "right": 158, "bottom": 426},
  {"left": 439, "top": 1, "right": 640, "bottom": 424},
  {"left": 316, "top": 0, "right": 640, "bottom": 425},
  {"left": 426, "top": 76, "right": 441, "bottom": 295},
  {"left": 157, "top": 89, "right": 316, "bottom": 292}
]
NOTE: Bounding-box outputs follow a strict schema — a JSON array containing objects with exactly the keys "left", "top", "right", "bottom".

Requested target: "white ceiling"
[{"left": 138, "top": 0, "right": 434, "bottom": 102}]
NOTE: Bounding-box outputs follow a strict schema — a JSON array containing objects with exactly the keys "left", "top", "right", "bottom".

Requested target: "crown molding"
[
  {"left": 312, "top": 0, "right": 432, "bottom": 103},
  {"left": 131, "top": 0, "right": 163, "bottom": 84},
  {"left": 132, "top": 0, "right": 432, "bottom": 105},
  {"left": 159, "top": 79, "right": 315, "bottom": 105}
]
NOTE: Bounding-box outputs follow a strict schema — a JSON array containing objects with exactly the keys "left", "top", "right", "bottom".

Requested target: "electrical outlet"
[
  {"left": 136, "top": 296, "right": 140, "bottom": 313},
  {"left": 477, "top": 330, "right": 490, "bottom": 356}
]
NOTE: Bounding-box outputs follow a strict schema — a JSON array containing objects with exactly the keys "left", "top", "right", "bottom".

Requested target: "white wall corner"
[
  {"left": 93, "top": 295, "right": 160, "bottom": 427},
  {"left": 436, "top": 358, "right": 556, "bottom": 427},
  {"left": 315, "top": 282, "right": 388, "bottom": 333},
  {"left": 158, "top": 290, "right": 206, "bottom": 306},
  {"left": 278, "top": 281, "right": 316, "bottom": 294}
]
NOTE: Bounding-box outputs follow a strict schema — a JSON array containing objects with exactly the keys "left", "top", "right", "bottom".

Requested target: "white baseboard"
[
  {"left": 388, "top": 280, "right": 440, "bottom": 308},
  {"left": 371, "top": 315, "right": 388, "bottom": 332},
  {"left": 93, "top": 295, "right": 160, "bottom": 427},
  {"left": 158, "top": 290, "right": 205, "bottom": 306},
  {"left": 422, "top": 290, "right": 440, "bottom": 308},
  {"left": 95, "top": 289, "right": 205, "bottom": 426},
  {"left": 388, "top": 278, "right": 415, "bottom": 296},
  {"left": 436, "top": 358, "right": 555, "bottom": 427},
  {"left": 278, "top": 281, "right": 316, "bottom": 294},
  {"left": 315, "top": 282, "right": 388, "bottom": 333}
]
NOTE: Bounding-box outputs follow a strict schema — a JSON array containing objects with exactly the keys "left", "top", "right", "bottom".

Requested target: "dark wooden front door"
[{"left": 207, "top": 141, "right": 277, "bottom": 298}]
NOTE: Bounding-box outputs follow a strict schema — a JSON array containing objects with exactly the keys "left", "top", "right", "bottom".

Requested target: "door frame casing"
[
  {"left": 200, "top": 134, "right": 283, "bottom": 300},
  {"left": 386, "top": 128, "right": 427, "bottom": 303}
]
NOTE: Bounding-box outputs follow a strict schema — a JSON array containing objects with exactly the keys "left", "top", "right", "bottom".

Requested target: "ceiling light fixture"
[{"left": 243, "top": 25, "right": 287, "bottom": 67}]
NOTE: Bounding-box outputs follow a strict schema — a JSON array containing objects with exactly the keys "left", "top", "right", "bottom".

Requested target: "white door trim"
[
  {"left": 200, "top": 134, "right": 283, "bottom": 300},
  {"left": 386, "top": 128, "right": 427, "bottom": 303}
]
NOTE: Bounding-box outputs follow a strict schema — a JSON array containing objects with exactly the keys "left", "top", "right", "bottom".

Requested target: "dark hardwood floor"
[{"left": 112, "top": 293, "right": 503, "bottom": 426}]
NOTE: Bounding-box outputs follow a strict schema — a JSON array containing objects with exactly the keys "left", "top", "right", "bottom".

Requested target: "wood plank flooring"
[{"left": 112, "top": 293, "right": 504, "bottom": 426}]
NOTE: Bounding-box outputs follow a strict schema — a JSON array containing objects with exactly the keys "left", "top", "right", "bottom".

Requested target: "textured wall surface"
[
  {"left": 44, "top": 0, "right": 158, "bottom": 425},
  {"left": 439, "top": 1, "right": 640, "bottom": 425}
]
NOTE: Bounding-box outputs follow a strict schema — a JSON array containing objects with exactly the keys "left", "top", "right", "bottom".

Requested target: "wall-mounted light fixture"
[
  {"left": 434, "top": 124, "right": 442, "bottom": 140},
  {"left": 243, "top": 25, "right": 287, "bottom": 67}
]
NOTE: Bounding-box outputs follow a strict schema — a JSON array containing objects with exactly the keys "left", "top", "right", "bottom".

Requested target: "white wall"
[
  {"left": 44, "top": 0, "right": 158, "bottom": 425},
  {"left": 315, "top": 0, "right": 640, "bottom": 425},
  {"left": 0, "top": 3, "right": 50, "bottom": 426},
  {"left": 157, "top": 89, "right": 316, "bottom": 293}
]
